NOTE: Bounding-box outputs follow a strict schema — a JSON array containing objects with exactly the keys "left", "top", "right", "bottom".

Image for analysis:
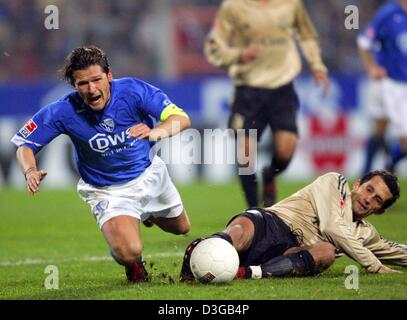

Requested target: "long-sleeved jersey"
[
  {"left": 268, "top": 172, "right": 407, "bottom": 272},
  {"left": 204, "top": 0, "right": 327, "bottom": 89}
]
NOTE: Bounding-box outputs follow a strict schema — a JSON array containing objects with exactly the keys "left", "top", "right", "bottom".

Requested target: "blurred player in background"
[
  {"left": 180, "top": 170, "right": 405, "bottom": 283},
  {"left": 11, "top": 46, "right": 191, "bottom": 283},
  {"left": 357, "top": 28, "right": 389, "bottom": 175},
  {"left": 204, "top": 0, "right": 329, "bottom": 208},
  {"left": 359, "top": 0, "right": 407, "bottom": 174}
]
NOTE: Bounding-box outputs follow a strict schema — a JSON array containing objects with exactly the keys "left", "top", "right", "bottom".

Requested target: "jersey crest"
[{"left": 100, "top": 118, "right": 115, "bottom": 132}]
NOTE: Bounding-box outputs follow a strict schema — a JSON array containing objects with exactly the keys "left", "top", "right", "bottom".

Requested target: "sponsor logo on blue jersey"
[{"left": 89, "top": 127, "right": 136, "bottom": 154}]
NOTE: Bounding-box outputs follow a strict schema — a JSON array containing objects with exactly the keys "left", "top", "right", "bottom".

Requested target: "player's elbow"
[
  {"left": 16, "top": 146, "right": 35, "bottom": 162},
  {"left": 318, "top": 242, "right": 336, "bottom": 266},
  {"left": 175, "top": 114, "right": 191, "bottom": 132},
  {"left": 183, "top": 115, "right": 191, "bottom": 129}
]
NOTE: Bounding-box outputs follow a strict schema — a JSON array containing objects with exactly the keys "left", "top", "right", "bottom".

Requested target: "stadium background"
[
  {"left": 1, "top": 0, "right": 407, "bottom": 302},
  {"left": 1, "top": 0, "right": 405, "bottom": 189}
]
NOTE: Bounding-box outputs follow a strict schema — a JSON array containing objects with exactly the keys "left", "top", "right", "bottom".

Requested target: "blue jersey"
[
  {"left": 11, "top": 77, "right": 175, "bottom": 187},
  {"left": 363, "top": 2, "right": 407, "bottom": 81}
]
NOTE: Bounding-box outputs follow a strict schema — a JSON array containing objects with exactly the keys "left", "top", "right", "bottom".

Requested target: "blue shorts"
[{"left": 227, "top": 208, "right": 301, "bottom": 266}]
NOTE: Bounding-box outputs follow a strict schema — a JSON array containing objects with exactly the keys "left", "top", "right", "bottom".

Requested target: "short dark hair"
[
  {"left": 360, "top": 170, "right": 400, "bottom": 210},
  {"left": 61, "top": 46, "right": 110, "bottom": 86}
]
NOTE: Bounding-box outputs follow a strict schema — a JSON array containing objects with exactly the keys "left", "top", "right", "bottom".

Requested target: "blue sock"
[
  {"left": 386, "top": 142, "right": 406, "bottom": 172},
  {"left": 363, "top": 136, "right": 386, "bottom": 174}
]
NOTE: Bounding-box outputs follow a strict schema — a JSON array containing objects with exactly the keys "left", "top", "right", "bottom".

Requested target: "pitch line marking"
[{"left": 0, "top": 252, "right": 184, "bottom": 267}]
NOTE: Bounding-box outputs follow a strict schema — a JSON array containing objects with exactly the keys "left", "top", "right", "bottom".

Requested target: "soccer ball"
[{"left": 190, "top": 237, "right": 239, "bottom": 284}]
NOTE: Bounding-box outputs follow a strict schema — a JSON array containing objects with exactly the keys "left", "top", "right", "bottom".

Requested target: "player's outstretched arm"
[
  {"left": 150, "top": 114, "right": 190, "bottom": 141},
  {"left": 129, "top": 114, "right": 190, "bottom": 142},
  {"left": 16, "top": 146, "right": 47, "bottom": 195}
]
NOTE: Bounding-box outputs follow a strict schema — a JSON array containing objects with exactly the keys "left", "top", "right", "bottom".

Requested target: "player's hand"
[
  {"left": 25, "top": 169, "right": 47, "bottom": 195},
  {"left": 312, "top": 69, "right": 330, "bottom": 97},
  {"left": 377, "top": 265, "right": 402, "bottom": 273},
  {"left": 128, "top": 123, "right": 152, "bottom": 140},
  {"left": 239, "top": 47, "right": 256, "bottom": 64},
  {"left": 368, "top": 65, "right": 387, "bottom": 80}
]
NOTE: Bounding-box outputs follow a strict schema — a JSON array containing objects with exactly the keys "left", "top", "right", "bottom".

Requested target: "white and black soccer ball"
[{"left": 190, "top": 238, "right": 239, "bottom": 284}]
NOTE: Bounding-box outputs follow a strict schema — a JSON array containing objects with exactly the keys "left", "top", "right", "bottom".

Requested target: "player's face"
[
  {"left": 73, "top": 65, "right": 113, "bottom": 111},
  {"left": 351, "top": 176, "right": 393, "bottom": 221}
]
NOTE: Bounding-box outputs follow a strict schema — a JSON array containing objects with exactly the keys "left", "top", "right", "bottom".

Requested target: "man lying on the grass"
[{"left": 180, "top": 170, "right": 407, "bottom": 282}]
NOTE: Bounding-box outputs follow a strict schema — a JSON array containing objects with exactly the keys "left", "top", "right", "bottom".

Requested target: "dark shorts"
[
  {"left": 228, "top": 83, "right": 299, "bottom": 140},
  {"left": 227, "top": 208, "right": 300, "bottom": 266}
]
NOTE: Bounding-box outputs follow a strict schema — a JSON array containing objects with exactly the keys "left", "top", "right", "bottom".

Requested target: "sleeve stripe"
[
  {"left": 356, "top": 34, "right": 373, "bottom": 50},
  {"left": 338, "top": 175, "right": 347, "bottom": 200},
  {"left": 11, "top": 134, "right": 43, "bottom": 148},
  {"left": 383, "top": 239, "right": 407, "bottom": 251}
]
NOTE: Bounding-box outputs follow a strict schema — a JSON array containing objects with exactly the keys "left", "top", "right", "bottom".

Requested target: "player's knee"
[
  {"left": 173, "top": 212, "right": 191, "bottom": 235},
  {"left": 322, "top": 243, "right": 336, "bottom": 266},
  {"left": 311, "top": 242, "right": 336, "bottom": 268},
  {"left": 400, "top": 137, "right": 407, "bottom": 151},
  {"left": 172, "top": 221, "right": 191, "bottom": 235},
  {"left": 224, "top": 217, "right": 254, "bottom": 252}
]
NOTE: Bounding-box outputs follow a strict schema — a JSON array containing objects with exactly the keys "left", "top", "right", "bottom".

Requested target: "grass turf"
[{"left": 1, "top": 179, "right": 407, "bottom": 300}]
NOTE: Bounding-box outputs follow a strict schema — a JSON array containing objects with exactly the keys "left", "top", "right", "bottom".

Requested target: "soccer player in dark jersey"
[
  {"left": 204, "top": 0, "right": 329, "bottom": 207},
  {"left": 11, "top": 46, "right": 191, "bottom": 283},
  {"left": 180, "top": 170, "right": 405, "bottom": 283}
]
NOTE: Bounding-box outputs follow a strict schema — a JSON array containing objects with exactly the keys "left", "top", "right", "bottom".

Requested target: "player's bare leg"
[
  {"left": 236, "top": 134, "right": 259, "bottom": 207},
  {"left": 101, "top": 215, "right": 149, "bottom": 282},
  {"left": 263, "top": 131, "right": 297, "bottom": 206},
  {"left": 223, "top": 216, "right": 255, "bottom": 252},
  {"left": 146, "top": 210, "right": 191, "bottom": 235},
  {"left": 387, "top": 135, "right": 407, "bottom": 172},
  {"left": 373, "top": 118, "right": 388, "bottom": 137},
  {"left": 363, "top": 118, "right": 388, "bottom": 174}
]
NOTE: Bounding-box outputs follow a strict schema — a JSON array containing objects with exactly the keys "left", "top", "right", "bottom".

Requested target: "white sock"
[{"left": 249, "top": 266, "right": 262, "bottom": 279}]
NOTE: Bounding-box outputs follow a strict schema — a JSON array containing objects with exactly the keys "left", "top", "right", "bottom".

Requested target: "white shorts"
[
  {"left": 382, "top": 78, "right": 407, "bottom": 136},
  {"left": 77, "top": 156, "right": 184, "bottom": 228},
  {"left": 366, "top": 79, "right": 386, "bottom": 119}
]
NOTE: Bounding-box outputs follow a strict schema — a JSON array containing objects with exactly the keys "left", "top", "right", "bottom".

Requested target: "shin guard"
[{"left": 260, "top": 250, "right": 316, "bottom": 278}]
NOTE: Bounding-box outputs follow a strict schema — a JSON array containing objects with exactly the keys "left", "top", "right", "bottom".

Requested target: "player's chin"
[
  {"left": 355, "top": 210, "right": 370, "bottom": 220},
  {"left": 88, "top": 101, "right": 105, "bottom": 111}
]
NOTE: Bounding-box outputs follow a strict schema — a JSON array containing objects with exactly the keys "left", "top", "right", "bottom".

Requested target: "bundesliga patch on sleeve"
[{"left": 19, "top": 119, "right": 38, "bottom": 138}]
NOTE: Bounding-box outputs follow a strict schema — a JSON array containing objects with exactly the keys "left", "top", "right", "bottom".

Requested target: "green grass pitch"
[{"left": 1, "top": 179, "right": 407, "bottom": 300}]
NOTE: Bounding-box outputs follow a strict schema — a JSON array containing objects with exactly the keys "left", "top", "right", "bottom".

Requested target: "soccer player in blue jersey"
[
  {"left": 11, "top": 46, "right": 192, "bottom": 282},
  {"left": 357, "top": 23, "right": 389, "bottom": 175},
  {"left": 358, "top": 0, "right": 407, "bottom": 174}
]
